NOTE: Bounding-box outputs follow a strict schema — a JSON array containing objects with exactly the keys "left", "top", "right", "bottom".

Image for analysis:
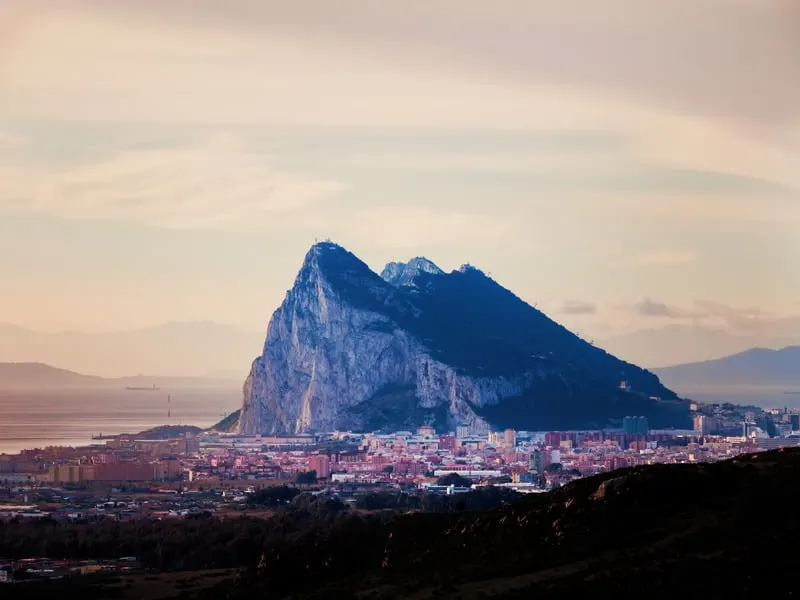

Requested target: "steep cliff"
[{"left": 238, "top": 242, "right": 688, "bottom": 434}]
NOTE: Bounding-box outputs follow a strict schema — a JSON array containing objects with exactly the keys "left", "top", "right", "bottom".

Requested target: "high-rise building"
[
  {"left": 623, "top": 416, "right": 649, "bottom": 435},
  {"left": 544, "top": 432, "right": 562, "bottom": 447},
  {"left": 504, "top": 429, "right": 517, "bottom": 449},
  {"left": 693, "top": 414, "right": 712, "bottom": 434},
  {"left": 529, "top": 450, "right": 546, "bottom": 474},
  {"left": 790, "top": 414, "right": 800, "bottom": 431},
  {"left": 309, "top": 454, "right": 331, "bottom": 479}
]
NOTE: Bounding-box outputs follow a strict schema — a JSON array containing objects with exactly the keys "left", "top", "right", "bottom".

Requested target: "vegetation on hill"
[
  {"left": 130, "top": 425, "right": 203, "bottom": 440},
  {"left": 7, "top": 450, "right": 800, "bottom": 597},
  {"left": 209, "top": 409, "right": 240, "bottom": 432},
  {"left": 220, "top": 448, "right": 800, "bottom": 598}
]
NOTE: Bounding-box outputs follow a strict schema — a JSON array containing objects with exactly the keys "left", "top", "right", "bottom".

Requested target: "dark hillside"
[
  {"left": 313, "top": 243, "right": 683, "bottom": 428},
  {"left": 222, "top": 448, "right": 800, "bottom": 599},
  {"left": 5, "top": 451, "right": 800, "bottom": 598}
]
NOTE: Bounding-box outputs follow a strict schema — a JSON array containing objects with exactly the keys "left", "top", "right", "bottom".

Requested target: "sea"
[
  {"left": 0, "top": 387, "right": 242, "bottom": 455},
  {"left": 673, "top": 385, "right": 798, "bottom": 410}
]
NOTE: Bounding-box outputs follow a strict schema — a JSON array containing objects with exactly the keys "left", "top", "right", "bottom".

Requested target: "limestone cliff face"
[
  {"left": 239, "top": 244, "right": 496, "bottom": 434},
  {"left": 238, "top": 242, "right": 688, "bottom": 434}
]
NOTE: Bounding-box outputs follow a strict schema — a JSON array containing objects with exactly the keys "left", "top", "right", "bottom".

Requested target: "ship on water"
[{"left": 125, "top": 384, "right": 160, "bottom": 391}]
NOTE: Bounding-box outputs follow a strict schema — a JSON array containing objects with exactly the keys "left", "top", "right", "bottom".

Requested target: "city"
[
  {"left": 2, "top": 400, "right": 796, "bottom": 516},
  {"left": 3, "top": 398, "right": 796, "bottom": 585}
]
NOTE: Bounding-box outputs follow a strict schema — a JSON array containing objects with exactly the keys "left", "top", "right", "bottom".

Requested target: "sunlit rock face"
[{"left": 238, "top": 242, "right": 687, "bottom": 435}]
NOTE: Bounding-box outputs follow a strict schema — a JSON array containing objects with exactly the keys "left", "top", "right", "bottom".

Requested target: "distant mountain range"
[
  {"left": 0, "top": 362, "right": 240, "bottom": 390},
  {"left": 599, "top": 324, "right": 800, "bottom": 369},
  {"left": 0, "top": 321, "right": 262, "bottom": 379},
  {"left": 653, "top": 346, "right": 800, "bottom": 390}
]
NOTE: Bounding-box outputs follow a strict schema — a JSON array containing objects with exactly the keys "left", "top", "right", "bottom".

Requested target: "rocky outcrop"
[
  {"left": 238, "top": 242, "right": 688, "bottom": 434},
  {"left": 380, "top": 257, "right": 444, "bottom": 288}
]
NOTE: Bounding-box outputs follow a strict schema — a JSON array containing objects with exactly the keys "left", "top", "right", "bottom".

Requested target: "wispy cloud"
[
  {"left": 625, "top": 297, "right": 800, "bottom": 337},
  {"left": 634, "top": 298, "right": 687, "bottom": 319},
  {"left": 12, "top": 0, "right": 798, "bottom": 133},
  {"left": 0, "top": 134, "right": 346, "bottom": 229},
  {"left": 693, "top": 300, "right": 770, "bottom": 332},
  {"left": 4, "top": 1, "right": 799, "bottom": 138}
]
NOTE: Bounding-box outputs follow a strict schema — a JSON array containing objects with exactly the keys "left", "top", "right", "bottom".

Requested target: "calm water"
[
  {"left": 674, "top": 385, "right": 799, "bottom": 410},
  {"left": 0, "top": 388, "right": 241, "bottom": 454}
]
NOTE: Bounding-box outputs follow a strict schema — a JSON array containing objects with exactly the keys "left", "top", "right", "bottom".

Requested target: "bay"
[{"left": 0, "top": 387, "right": 241, "bottom": 454}]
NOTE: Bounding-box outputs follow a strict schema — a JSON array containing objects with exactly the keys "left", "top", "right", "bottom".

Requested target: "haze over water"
[
  {"left": 1, "top": 385, "right": 796, "bottom": 454},
  {"left": 0, "top": 388, "right": 241, "bottom": 454}
]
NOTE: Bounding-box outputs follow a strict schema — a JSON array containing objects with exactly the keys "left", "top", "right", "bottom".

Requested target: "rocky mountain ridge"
[{"left": 237, "top": 242, "right": 687, "bottom": 434}]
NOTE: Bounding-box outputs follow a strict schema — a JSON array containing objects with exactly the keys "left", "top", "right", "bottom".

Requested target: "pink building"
[{"left": 309, "top": 454, "right": 331, "bottom": 479}]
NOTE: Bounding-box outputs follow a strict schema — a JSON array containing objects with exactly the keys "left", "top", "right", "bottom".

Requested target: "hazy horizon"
[{"left": 2, "top": 0, "right": 799, "bottom": 371}]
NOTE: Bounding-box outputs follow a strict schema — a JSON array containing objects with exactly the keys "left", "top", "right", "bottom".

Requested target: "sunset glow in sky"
[{"left": 1, "top": 0, "right": 799, "bottom": 365}]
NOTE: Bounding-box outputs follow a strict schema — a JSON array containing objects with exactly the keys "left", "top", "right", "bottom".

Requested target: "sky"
[{"left": 1, "top": 0, "right": 799, "bottom": 366}]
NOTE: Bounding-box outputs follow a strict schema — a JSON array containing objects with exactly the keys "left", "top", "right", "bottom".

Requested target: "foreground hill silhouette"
[{"left": 226, "top": 448, "right": 800, "bottom": 599}]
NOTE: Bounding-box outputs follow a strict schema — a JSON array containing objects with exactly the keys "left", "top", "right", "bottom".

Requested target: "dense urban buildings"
[{"left": 1, "top": 401, "right": 797, "bottom": 512}]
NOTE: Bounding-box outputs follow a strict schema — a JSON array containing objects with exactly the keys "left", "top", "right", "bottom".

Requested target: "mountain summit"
[
  {"left": 380, "top": 257, "right": 444, "bottom": 288},
  {"left": 237, "top": 242, "right": 688, "bottom": 434}
]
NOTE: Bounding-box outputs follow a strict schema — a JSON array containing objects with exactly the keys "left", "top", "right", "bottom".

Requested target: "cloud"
[
  {"left": 0, "top": 134, "right": 346, "bottom": 229},
  {"left": 560, "top": 300, "right": 598, "bottom": 315},
  {"left": 626, "top": 297, "right": 800, "bottom": 337},
  {"left": 634, "top": 298, "right": 687, "bottom": 319},
  {"left": 4, "top": 0, "right": 799, "bottom": 210},
  {"left": 692, "top": 300, "right": 771, "bottom": 333},
  {"left": 15, "top": 0, "right": 797, "bottom": 134},
  {"left": 4, "top": 1, "right": 798, "bottom": 138}
]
